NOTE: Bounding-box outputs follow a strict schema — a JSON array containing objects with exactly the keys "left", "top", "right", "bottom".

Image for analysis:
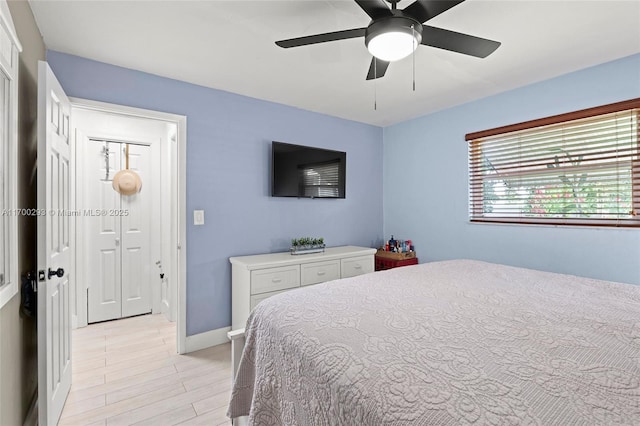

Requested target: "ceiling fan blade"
[
  {"left": 355, "top": 0, "right": 392, "bottom": 20},
  {"left": 402, "top": 0, "right": 466, "bottom": 23},
  {"left": 421, "top": 26, "right": 501, "bottom": 58},
  {"left": 276, "top": 28, "right": 366, "bottom": 48},
  {"left": 366, "top": 57, "right": 390, "bottom": 80}
]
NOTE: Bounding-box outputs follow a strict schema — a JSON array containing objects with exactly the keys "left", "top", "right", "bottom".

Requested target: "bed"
[{"left": 227, "top": 259, "right": 640, "bottom": 425}]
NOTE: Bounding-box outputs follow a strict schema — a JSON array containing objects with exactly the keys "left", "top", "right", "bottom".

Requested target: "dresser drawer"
[
  {"left": 250, "top": 265, "right": 300, "bottom": 295},
  {"left": 301, "top": 260, "right": 340, "bottom": 286},
  {"left": 341, "top": 255, "right": 374, "bottom": 278},
  {"left": 250, "top": 289, "right": 288, "bottom": 310}
]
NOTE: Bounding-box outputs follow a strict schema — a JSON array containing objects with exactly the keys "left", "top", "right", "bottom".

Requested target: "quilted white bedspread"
[{"left": 228, "top": 260, "right": 640, "bottom": 425}]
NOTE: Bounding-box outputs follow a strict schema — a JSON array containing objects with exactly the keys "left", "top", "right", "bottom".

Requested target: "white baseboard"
[{"left": 184, "top": 326, "right": 231, "bottom": 353}]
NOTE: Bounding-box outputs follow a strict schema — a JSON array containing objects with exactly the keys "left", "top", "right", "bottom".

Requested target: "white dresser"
[{"left": 230, "top": 245, "right": 376, "bottom": 331}]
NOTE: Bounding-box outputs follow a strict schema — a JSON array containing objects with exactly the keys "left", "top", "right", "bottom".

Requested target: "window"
[
  {"left": 0, "top": 1, "right": 21, "bottom": 308},
  {"left": 466, "top": 99, "right": 640, "bottom": 227}
]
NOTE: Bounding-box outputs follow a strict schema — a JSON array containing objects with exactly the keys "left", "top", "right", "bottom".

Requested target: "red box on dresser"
[{"left": 374, "top": 250, "right": 419, "bottom": 271}]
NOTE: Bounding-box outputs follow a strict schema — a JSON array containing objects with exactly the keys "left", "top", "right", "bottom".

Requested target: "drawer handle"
[
  {"left": 354, "top": 264, "right": 362, "bottom": 269},
  {"left": 316, "top": 271, "right": 326, "bottom": 276},
  {"left": 271, "top": 278, "right": 282, "bottom": 283}
]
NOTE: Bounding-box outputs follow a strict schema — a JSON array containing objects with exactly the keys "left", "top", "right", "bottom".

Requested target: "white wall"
[{"left": 383, "top": 53, "right": 640, "bottom": 285}]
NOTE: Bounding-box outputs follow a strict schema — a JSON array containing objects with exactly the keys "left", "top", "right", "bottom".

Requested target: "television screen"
[{"left": 271, "top": 141, "right": 346, "bottom": 198}]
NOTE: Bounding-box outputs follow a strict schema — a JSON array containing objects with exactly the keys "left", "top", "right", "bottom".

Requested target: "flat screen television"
[{"left": 271, "top": 141, "right": 346, "bottom": 198}]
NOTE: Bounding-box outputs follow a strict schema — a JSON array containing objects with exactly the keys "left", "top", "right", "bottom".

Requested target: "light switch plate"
[{"left": 193, "top": 210, "right": 205, "bottom": 225}]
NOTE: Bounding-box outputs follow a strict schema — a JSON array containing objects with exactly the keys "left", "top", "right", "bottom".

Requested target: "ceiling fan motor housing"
[{"left": 365, "top": 15, "right": 423, "bottom": 62}]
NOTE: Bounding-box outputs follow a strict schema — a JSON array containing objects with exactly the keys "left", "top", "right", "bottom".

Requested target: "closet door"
[
  {"left": 86, "top": 141, "right": 153, "bottom": 323},
  {"left": 87, "top": 140, "right": 122, "bottom": 323},
  {"left": 121, "top": 143, "right": 152, "bottom": 317}
]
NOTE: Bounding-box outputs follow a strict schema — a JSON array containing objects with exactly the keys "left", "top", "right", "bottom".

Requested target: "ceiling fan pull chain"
[
  {"left": 374, "top": 59, "right": 377, "bottom": 110},
  {"left": 412, "top": 24, "right": 416, "bottom": 92}
]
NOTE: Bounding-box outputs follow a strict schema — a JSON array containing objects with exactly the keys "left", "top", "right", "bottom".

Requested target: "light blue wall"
[
  {"left": 47, "top": 51, "right": 383, "bottom": 335},
  {"left": 384, "top": 53, "right": 640, "bottom": 285}
]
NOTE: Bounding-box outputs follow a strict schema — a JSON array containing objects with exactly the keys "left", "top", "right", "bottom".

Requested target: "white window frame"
[{"left": 0, "top": 1, "right": 22, "bottom": 308}]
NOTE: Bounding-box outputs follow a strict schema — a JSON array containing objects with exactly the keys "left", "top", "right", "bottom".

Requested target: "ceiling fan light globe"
[
  {"left": 367, "top": 32, "right": 417, "bottom": 62},
  {"left": 364, "top": 16, "right": 422, "bottom": 63}
]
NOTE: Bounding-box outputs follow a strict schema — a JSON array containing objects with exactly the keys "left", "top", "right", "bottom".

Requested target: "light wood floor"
[{"left": 60, "top": 314, "right": 232, "bottom": 426}]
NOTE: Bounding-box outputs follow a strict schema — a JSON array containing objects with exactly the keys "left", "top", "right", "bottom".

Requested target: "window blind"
[
  {"left": 466, "top": 99, "right": 640, "bottom": 227},
  {"left": 300, "top": 160, "right": 340, "bottom": 198}
]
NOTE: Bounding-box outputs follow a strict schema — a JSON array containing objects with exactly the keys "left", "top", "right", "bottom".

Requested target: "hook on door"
[{"left": 101, "top": 141, "right": 111, "bottom": 181}]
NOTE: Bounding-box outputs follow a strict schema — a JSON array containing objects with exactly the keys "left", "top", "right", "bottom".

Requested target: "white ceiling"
[{"left": 29, "top": 0, "right": 640, "bottom": 127}]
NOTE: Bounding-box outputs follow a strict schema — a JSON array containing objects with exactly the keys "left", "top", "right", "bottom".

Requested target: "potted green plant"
[{"left": 291, "top": 236, "right": 325, "bottom": 255}]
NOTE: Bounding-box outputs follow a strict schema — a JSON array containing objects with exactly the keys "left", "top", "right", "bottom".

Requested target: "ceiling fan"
[{"left": 275, "top": 0, "right": 501, "bottom": 80}]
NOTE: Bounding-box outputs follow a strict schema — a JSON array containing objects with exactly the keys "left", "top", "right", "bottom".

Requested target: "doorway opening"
[{"left": 71, "top": 99, "right": 186, "bottom": 353}]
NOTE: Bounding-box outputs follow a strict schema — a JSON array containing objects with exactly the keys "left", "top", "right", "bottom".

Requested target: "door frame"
[{"left": 70, "top": 98, "right": 187, "bottom": 354}]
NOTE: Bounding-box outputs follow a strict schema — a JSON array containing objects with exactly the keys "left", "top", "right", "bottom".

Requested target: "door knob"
[{"left": 48, "top": 267, "right": 65, "bottom": 279}]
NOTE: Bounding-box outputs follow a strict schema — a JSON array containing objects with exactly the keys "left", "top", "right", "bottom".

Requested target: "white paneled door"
[
  {"left": 86, "top": 141, "right": 121, "bottom": 322},
  {"left": 121, "top": 144, "right": 152, "bottom": 317},
  {"left": 87, "top": 141, "right": 152, "bottom": 323},
  {"left": 37, "top": 61, "right": 72, "bottom": 426}
]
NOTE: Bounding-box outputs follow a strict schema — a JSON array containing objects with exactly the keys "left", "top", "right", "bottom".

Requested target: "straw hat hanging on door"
[{"left": 112, "top": 143, "right": 142, "bottom": 195}]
